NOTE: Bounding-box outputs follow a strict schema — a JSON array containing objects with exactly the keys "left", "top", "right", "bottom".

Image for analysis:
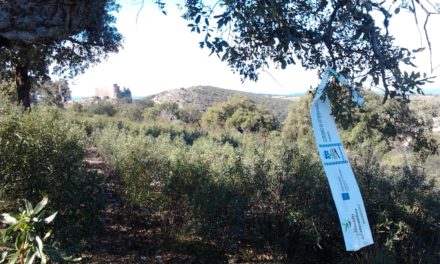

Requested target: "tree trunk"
[
  {"left": 15, "top": 65, "right": 31, "bottom": 109},
  {"left": 0, "top": 36, "right": 10, "bottom": 48}
]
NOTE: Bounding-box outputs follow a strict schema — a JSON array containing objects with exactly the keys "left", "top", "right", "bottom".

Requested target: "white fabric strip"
[{"left": 310, "top": 68, "right": 373, "bottom": 251}]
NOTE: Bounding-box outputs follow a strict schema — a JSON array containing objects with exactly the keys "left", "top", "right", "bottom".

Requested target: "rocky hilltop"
[{"left": 146, "top": 86, "right": 300, "bottom": 122}]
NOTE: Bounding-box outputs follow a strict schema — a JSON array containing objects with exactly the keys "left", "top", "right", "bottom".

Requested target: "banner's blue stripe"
[
  {"left": 323, "top": 160, "right": 349, "bottom": 166},
  {"left": 319, "top": 143, "right": 343, "bottom": 148}
]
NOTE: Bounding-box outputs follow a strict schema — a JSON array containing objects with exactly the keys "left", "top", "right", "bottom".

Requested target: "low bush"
[
  {"left": 59, "top": 93, "right": 440, "bottom": 262},
  {"left": 0, "top": 196, "right": 81, "bottom": 263},
  {"left": 115, "top": 103, "right": 144, "bottom": 122},
  {"left": 83, "top": 100, "right": 117, "bottom": 116},
  {"left": 94, "top": 119, "right": 440, "bottom": 262},
  {"left": 0, "top": 107, "right": 103, "bottom": 250}
]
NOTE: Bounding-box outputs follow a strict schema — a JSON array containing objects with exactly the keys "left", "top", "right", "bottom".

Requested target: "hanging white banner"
[{"left": 310, "top": 68, "right": 373, "bottom": 251}]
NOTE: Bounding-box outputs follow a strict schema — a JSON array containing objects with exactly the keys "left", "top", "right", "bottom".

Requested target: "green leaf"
[
  {"left": 0, "top": 239, "right": 14, "bottom": 249},
  {"left": 195, "top": 15, "right": 201, "bottom": 24},
  {"left": 43, "top": 230, "right": 52, "bottom": 241},
  {"left": 44, "top": 246, "right": 64, "bottom": 262},
  {"left": 15, "top": 232, "right": 25, "bottom": 250},
  {"left": 24, "top": 252, "right": 36, "bottom": 264},
  {"left": 44, "top": 212, "right": 57, "bottom": 224},
  {"left": 35, "top": 236, "right": 44, "bottom": 259},
  {"left": 33, "top": 196, "right": 48, "bottom": 215},
  {"left": 1, "top": 252, "right": 8, "bottom": 263},
  {"left": 1, "top": 214, "right": 17, "bottom": 225},
  {"left": 2, "top": 226, "right": 15, "bottom": 243},
  {"left": 7, "top": 251, "right": 19, "bottom": 264},
  {"left": 63, "top": 256, "right": 83, "bottom": 262},
  {"left": 24, "top": 200, "right": 34, "bottom": 214}
]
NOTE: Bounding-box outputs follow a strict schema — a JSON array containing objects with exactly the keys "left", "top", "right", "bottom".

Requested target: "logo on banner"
[
  {"left": 342, "top": 220, "right": 352, "bottom": 232},
  {"left": 319, "top": 143, "right": 348, "bottom": 166},
  {"left": 323, "top": 148, "right": 340, "bottom": 160}
]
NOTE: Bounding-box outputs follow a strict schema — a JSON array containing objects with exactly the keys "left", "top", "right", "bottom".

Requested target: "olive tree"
[
  {"left": 36, "top": 79, "right": 71, "bottom": 107},
  {"left": 0, "top": 0, "right": 122, "bottom": 108},
  {"left": 201, "top": 95, "right": 278, "bottom": 134}
]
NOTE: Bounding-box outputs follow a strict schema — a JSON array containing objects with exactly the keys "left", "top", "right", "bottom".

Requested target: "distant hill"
[{"left": 145, "top": 86, "right": 300, "bottom": 122}]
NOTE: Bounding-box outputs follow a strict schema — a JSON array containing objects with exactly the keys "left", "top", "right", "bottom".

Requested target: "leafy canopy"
[
  {"left": 201, "top": 95, "right": 278, "bottom": 134},
  {"left": 0, "top": 0, "right": 122, "bottom": 77},
  {"left": 0, "top": 0, "right": 122, "bottom": 106},
  {"left": 160, "top": 0, "right": 440, "bottom": 102}
]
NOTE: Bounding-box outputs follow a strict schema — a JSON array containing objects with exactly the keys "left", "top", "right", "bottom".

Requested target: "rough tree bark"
[
  {"left": 0, "top": 35, "right": 9, "bottom": 47},
  {"left": 15, "top": 65, "right": 31, "bottom": 109},
  {"left": 0, "top": 0, "right": 106, "bottom": 44}
]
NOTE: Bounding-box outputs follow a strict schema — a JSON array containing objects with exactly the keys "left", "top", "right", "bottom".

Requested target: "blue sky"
[{"left": 69, "top": 0, "right": 440, "bottom": 97}]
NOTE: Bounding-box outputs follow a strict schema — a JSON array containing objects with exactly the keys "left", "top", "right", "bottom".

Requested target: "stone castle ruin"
[{"left": 95, "top": 84, "right": 132, "bottom": 101}]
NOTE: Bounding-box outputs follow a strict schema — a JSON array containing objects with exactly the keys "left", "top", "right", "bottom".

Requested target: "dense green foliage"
[
  {"left": 0, "top": 196, "right": 80, "bottom": 263},
  {"left": 408, "top": 95, "right": 440, "bottom": 184},
  {"left": 1, "top": 91, "right": 440, "bottom": 262},
  {"left": 201, "top": 95, "right": 279, "bottom": 135},
  {"left": 84, "top": 93, "right": 439, "bottom": 262},
  {"left": 146, "top": 86, "right": 295, "bottom": 122},
  {"left": 143, "top": 102, "right": 183, "bottom": 122},
  {"left": 284, "top": 91, "right": 440, "bottom": 173},
  {"left": 0, "top": 80, "right": 16, "bottom": 104},
  {"left": 0, "top": 106, "right": 103, "bottom": 250},
  {"left": 411, "top": 96, "right": 440, "bottom": 117}
]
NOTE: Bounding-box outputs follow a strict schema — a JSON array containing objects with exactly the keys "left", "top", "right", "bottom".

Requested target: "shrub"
[
  {"left": 0, "top": 196, "right": 80, "bottom": 263},
  {"left": 347, "top": 147, "right": 440, "bottom": 263},
  {"left": 166, "top": 138, "right": 247, "bottom": 249},
  {"left": 116, "top": 103, "right": 144, "bottom": 122},
  {"left": 68, "top": 103, "right": 83, "bottom": 113},
  {"left": 0, "top": 79, "right": 17, "bottom": 104},
  {"left": 143, "top": 102, "right": 180, "bottom": 122},
  {"left": 178, "top": 104, "right": 201, "bottom": 124},
  {"left": 201, "top": 95, "right": 279, "bottom": 136},
  {"left": 0, "top": 107, "right": 103, "bottom": 250},
  {"left": 83, "top": 100, "right": 117, "bottom": 116},
  {"left": 90, "top": 97, "right": 440, "bottom": 262}
]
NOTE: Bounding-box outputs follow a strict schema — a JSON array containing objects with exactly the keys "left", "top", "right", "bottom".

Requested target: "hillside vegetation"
[
  {"left": 1, "top": 88, "right": 440, "bottom": 263},
  {"left": 146, "top": 86, "right": 298, "bottom": 122}
]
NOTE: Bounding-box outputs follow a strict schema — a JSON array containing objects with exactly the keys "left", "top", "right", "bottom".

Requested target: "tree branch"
[
  {"left": 423, "top": 13, "right": 434, "bottom": 72},
  {"left": 0, "top": 0, "right": 107, "bottom": 44},
  {"left": 411, "top": 0, "right": 440, "bottom": 72}
]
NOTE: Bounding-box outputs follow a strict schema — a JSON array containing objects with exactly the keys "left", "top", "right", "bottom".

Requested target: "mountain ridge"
[{"left": 145, "top": 86, "right": 300, "bottom": 122}]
